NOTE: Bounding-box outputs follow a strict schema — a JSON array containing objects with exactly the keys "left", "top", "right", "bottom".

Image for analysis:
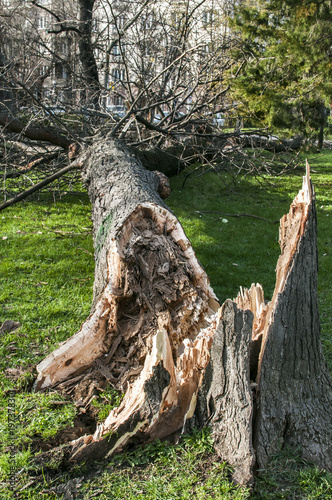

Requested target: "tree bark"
[
  {"left": 34, "top": 140, "right": 332, "bottom": 484},
  {"left": 239, "top": 134, "right": 303, "bottom": 152},
  {"left": 253, "top": 165, "right": 332, "bottom": 471},
  {"left": 77, "top": 0, "right": 100, "bottom": 107},
  {"left": 35, "top": 135, "right": 220, "bottom": 459},
  {"left": 0, "top": 114, "right": 74, "bottom": 150},
  {"left": 187, "top": 300, "right": 255, "bottom": 485}
]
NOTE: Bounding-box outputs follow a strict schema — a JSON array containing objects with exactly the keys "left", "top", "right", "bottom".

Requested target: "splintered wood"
[
  {"left": 34, "top": 151, "right": 332, "bottom": 483},
  {"left": 81, "top": 215, "right": 213, "bottom": 394},
  {"left": 234, "top": 163, "right": 332, "bottom": 475},
  {"left": 35, "top": 203, "right": 218, "bottom": 399}
]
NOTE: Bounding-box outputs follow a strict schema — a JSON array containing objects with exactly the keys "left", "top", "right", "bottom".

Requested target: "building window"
[
  {"left": 112, "top": 43, "right": 120, "bottom": 56},
  {"left": 114, "top": 95, "right": 124, "bottom": 106},
  {"left": 112, "top": 14, "right": 126, "bottom": 33},
  {"left": 111, "top": 68, "right": 125, "bottom": 81},
  {"left": 118, "top": 15, "right": 126, "bottom": 28},
  {"left": 139, "top": 42, "right": 151, "bottom": 56},
  {"left": 171, "top": 12, "right": 178, "bottom": 25},
  {"left": 92, "top": 18, "right": 99, "bottom": 32},
  {"left": 141, "top": 13, "right": 154, "bottom": 30},
  {"left": 202, "top": 10, "right": 214, "bottom": 26},
  {"left": 39, "top": 65, "right": 49, "bottom": 76},
  {"left": 38, "top": 16, "right": 48, "bottom": 29},
  {"left": 55, "top": 63, "right": 67, "bottom": 79}
]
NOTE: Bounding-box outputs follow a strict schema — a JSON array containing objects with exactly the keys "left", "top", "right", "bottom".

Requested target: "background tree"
[
  {"left": 2, "top": 1, "right": 330, "bottom": 486},
  {"left": 2, "top": 0, "right": 286, "bottom": 200},
  {"left": 228, "top": 0, "right": 332, "bottom": 148}
]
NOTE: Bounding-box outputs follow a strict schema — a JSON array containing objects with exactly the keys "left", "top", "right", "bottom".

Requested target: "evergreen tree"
[{"left": 229, "top": 0, "right": 332, "bottom": 148}]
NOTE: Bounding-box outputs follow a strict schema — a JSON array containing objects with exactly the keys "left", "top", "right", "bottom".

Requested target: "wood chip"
[
  {"left": 141, "top": 292, "right": 154, "bottom": 313},
  {"left": 104, "top": 334, "right": 122, "bottom": 364}
]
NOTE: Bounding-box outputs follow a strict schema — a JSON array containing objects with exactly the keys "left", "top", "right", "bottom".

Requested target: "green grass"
[
  {"left": 79, "top": 429, "right": 250, "bottom": 500},
  {"left": 252, "top": 449, "right": 332, "bottom": 499},
  {"left": 167, "top": 149, "right": 332, "bottom": 369},
  {"left": 0, "top": 150, "right": 331, "bottom": 498},
  {"left": 91, "top": 386, "right": 124, "bottom": 422},
  {"left": 0, "top": 194, "right": 94, "bottom": 379}
]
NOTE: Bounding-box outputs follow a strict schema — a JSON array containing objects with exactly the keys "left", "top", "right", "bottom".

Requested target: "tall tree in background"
[
  {"left": 229, "top": 0, "right": 332, "bottom": 148},
  {"left": 1, "top": 1, "right": 331, "bottom": 484}
]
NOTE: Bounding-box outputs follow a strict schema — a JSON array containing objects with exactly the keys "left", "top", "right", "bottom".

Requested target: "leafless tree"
[{"left": 1, "top": 0, "right": 330, "bottom": 486}]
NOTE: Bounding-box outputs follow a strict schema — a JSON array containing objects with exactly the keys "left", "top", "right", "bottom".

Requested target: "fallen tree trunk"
[
  {"left": 238, "top": 134, "right": 303, "bottom": 152},
  {"left": 0, "top": 113, "right": 75, "bottom": 150},
  {"left": 34, "top": 140, "right": 332, "bottom": 485}
]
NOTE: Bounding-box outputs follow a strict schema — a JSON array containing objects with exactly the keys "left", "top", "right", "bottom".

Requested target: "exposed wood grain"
[{"left": 33, "top": 143, "right": 331, "bottom": 482}]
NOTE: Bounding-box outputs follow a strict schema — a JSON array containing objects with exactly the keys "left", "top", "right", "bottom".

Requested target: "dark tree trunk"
[
  {"left": 77, "top": 0, "right": 100, "bottom": 107},
  {"left": 0, "top": 114, "right": 74, "bottom": 149},
  {"left": 253, "top": 166, "right": 332, "bottom": 471},
  {"left": 34, "top": 140, "right": 332, "bottom": 485},
  {"left": 188, "top": 300, "right": 255, "bottom": 485},
  {"left": 317, "top": 103, "right": 325, "bottom": 151}
]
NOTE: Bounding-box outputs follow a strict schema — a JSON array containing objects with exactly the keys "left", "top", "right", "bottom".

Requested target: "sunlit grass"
[
  {"left": 0, "top": 149, "right": 331, "bottom": 498},
  {"left": 79, "top": 429, "right": 250, "bottom": 500},
  {"left": 0, "top": 194, "right": 94, "bottom": 380},
  {"left": 167, "top": 149, "right": 332, "bottom": 370}
]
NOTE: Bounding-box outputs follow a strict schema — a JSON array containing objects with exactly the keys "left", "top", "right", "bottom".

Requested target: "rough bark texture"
[
  {"left": 82, "top": 138, "right": 170, "bottom": 311},
  {"left": 77, "top": 0, "right": 100, "bottom": 105},
  {"left": 232, "top": 168, "right": 332, "bottom": 472},
  {"left": 34, "top": 141, "right": 332, "bottom": 484},
  {"left": 0, "top": 113, "right": 73, "bottom": 149},
  {"left": 35, "top": 138, "right": 219, "bottom": 390},
  {"left": 35, "top": 136, "right": 219, "bottom": 463},
  {"left": 253, "top": 168, "right": 332, "bottom": 471},
  {"left": 187, "top": 300, "right": 255, "bottom": 485}
]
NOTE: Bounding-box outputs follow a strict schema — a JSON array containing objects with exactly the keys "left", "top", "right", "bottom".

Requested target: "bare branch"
[
  {"left": 106, "top": 0, "right": 152, "bottom": 55},
  {"left": 31, "top": 0, "right": 82, "bottom": 35},
  {"left": 0, "top": 158, "right": 82, "bottom": 212},
  {"left": 0, "top": 113, "right": 73, "bottom": 150}
]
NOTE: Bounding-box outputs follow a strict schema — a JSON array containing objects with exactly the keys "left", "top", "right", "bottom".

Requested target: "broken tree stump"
[
  {"left": 253, "top": 165, "right": 332, "bottom": 471},
  {"left": 34, "top": 140, "right": 332, "bottom": 484},
  {"left": 188, "top": 300, "right": 255, "bottom": 485},
  {"left": 232, "top": 165, "right": 332, "bottom": 473}
]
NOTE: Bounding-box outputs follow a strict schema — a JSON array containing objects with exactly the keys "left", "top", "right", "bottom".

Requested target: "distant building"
[{"left": 0, "top": 0, "right": 237, "bottom": 114}]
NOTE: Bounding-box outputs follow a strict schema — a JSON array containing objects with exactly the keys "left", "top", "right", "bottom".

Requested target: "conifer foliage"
[{"left": 229, "top": 0, "right": 332, "bottom": 147}]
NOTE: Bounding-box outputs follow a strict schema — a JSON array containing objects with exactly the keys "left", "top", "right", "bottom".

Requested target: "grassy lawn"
[{"left": 0, "top": 149, "right": 331, "bottom": 498}]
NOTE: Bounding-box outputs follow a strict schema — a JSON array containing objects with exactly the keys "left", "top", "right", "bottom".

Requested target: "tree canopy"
[{"left": 229, "top": 0, "right": 332, "bottom": 146}]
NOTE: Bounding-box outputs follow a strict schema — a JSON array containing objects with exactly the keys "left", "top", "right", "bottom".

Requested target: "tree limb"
[
  {"left": 106, "top": 0, "right": 151, "bottom": 55},
  {"left": 31, "top": 0, "right": 82, "bottom": 35},
  {"left": 14, "top": 80, "right": 83, "bottom": 146},
  {"left": 0, "top": 159, "right": 82, "bottom": 212},
  {"left": 0, "top": 114, "right": 74, "bottom": 150}
]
